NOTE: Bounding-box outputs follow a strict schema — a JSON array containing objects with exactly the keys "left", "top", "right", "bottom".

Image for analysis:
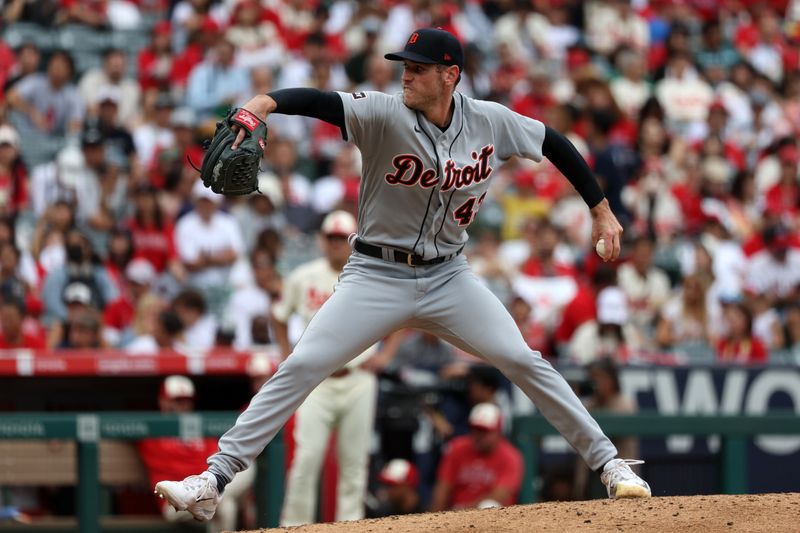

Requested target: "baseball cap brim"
[{"left": 384, "top": 51, "right": 440, "bottom": 64}]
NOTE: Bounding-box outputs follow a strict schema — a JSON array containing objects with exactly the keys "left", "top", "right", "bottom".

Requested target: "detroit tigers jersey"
[{"left": 337, "top": 90, "right": 546, "bottom": 260}]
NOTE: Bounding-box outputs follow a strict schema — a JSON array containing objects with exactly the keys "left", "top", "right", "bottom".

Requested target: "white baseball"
[{"left": 595, "top": 239, "right": 607, "bottom": 257}]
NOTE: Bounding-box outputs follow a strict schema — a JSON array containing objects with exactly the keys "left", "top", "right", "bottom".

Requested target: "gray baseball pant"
[{"left": 208, "top": 252, "right": 617, "bottom": 481}]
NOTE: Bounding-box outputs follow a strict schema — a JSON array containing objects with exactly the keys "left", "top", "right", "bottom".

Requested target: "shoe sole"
[{"left": 614, "top": 483, "right": 651, "bottom": 498}]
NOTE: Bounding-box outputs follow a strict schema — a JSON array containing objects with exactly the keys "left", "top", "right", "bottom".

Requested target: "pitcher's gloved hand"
[{"left": 199, "top": 108, "right": 268, "bottom": 196}]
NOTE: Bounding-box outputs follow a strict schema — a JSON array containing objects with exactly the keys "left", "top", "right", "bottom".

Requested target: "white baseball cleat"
[
  {"left": 154, "top": 471, "right": 220, "bottom": 521},
  {"left": 600, "top": 459, "right": 652, "bottom": 498}
]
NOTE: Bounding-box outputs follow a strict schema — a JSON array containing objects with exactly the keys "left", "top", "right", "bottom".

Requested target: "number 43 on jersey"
[{"left": 453, "top": 192, "right": 487, "bottom": 226}]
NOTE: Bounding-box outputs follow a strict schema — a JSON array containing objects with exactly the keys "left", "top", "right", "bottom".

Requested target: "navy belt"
[{"left": 354, "top": 239, "right": 463, "bottom": 267}]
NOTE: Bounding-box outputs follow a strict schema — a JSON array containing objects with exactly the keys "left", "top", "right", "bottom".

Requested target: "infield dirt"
[{"left": 235, "top": 492, "right": 799, "bottom": 533}]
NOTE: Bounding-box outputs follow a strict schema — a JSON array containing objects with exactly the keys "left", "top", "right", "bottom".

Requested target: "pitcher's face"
[{"left": 401, "top": 61, "right": 448, "bottom": 110}]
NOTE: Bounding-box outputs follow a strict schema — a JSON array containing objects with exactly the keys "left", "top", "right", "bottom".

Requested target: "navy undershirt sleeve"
[
  {"left": 267, "top": 88, "right": 347, "bottom": 140},
  {"left": 542, "top": 125, "right": 605, "bottom": 208}
]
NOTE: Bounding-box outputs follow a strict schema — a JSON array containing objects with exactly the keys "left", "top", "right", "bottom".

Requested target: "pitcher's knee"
[
  {"left": 496, "top": 346, "right": 545, "bottom": 375},
  {"left": 280, "top": 353, "right": 329, "bottom": 388}
]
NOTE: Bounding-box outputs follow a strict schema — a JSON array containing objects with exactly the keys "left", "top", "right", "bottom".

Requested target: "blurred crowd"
[
  {"left": 0, "top": 0, "right": 798, "bottom": 365},
  {"left": 2, "top": 0, "right": 799, "bottom": 526}
]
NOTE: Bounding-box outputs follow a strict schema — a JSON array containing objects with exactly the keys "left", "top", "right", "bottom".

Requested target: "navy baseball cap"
[{"left": 385, "top": 28, "right": 464, "bottom": 70}]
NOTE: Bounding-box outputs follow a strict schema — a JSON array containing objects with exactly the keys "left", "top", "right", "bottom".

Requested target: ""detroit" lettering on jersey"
[{"left": 338, "top": 91, "right": 546, "bottom": 259}]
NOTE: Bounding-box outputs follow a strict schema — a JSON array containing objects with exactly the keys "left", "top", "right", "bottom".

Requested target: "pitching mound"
[{"left": 238, "top": 493, "right": 799, "bottom": 533}]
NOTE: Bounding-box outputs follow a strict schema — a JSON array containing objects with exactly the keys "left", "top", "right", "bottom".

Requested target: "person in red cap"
[
  {"left": 370, "top": 458, "right": 422, "bottom": 517},
  {"left": 430, "top": 403, "right": 522, "bottom": 511},
  {"left": 137, "top": 375, "right": 252, "bottom": 530}
]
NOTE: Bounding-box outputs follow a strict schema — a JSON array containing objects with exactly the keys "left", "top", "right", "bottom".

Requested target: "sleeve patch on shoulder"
[{"left": 351, "top": 92, "right": 367, "bottom": 99}]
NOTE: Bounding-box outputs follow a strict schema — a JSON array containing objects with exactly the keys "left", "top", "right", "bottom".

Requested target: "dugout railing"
[
  {"left": 1, "top": 412, "right": 799, "bottom": 531},
  {"left": 0, "top": 413, "right": 284, "bottom": 533},
  {"left": 511, "top": 412, "right": 800, "bottom": 503}
]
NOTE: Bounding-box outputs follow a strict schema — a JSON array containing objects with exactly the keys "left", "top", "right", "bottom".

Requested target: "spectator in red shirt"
[
  {"left": 0, "top": 41, "right": 16, "bottom": 97},
  {"left": 103, "top": 228, "right": 135, "bottom": 293},
  {"left": 716, "top": 302, "right": 768, "bottom": 364},
  {"left": 0, "top": 286, "right": 45, "bottom": 349},
  {"left": 137, "top": 376, "right": 220, "bottom": 523},
  {"left": 137, "top": 21, "right": 176, "bottom": 93},
  {"left": 692, "top": 101, "right": 747, "bottom": 171},
  {"left": 170, "top": 17, "right": 220, "bottom": 89},
  {"left": 430, "top": 403, "right": 523, "bottom": 511},
  {"left": 148, "top": 108, "right": 204, "bottom": 190},
  {"left": 671, "top": 154, "right": 706, "bottom": 235},
  {"left": 56, "top": 0, "right": 108, "bottom": 28},
  {"left": 0, "top": 125, "right": 29, "bottom": 218},
  {"left": 763, "top": 144, "right": 799, "bottom": 218},
  {"left": 554, "top": 264, "right": 617, "bottom": 354},
  {"left": 126, "top": 184, "right": 184, "bottom": 281},
  {"left": 138, "top": 375, "right": 255, "bottom": 529},
  {"left": 519, "top": 219, "right": 576, "bottom": 278},
  {"left": 103, "top": 258, "right": 159, "bottom": 347},
  {"left": 510, "top": 64, "right": 557, "bottom": 122}
]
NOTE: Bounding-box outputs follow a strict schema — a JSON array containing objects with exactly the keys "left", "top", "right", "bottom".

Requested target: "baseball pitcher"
[{"left": 155, "top": 28, "right": 651, "bottom": 521}]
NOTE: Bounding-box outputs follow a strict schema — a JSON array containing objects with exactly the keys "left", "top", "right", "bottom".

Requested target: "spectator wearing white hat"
[
  {"left": 430, "top": 403, "right": 522, "bottom": 512},
  {"left": 56, "top": 287, "right": 104, "bottom": 350},
  {"left": 175, "top": 180, "right": 245, "bottom": 319},
  {"left": 567, "top": 286, "right": 642, "bottom": 365},
  {"left": 369, "top": 459, "right": 422, "bottom": 518}
]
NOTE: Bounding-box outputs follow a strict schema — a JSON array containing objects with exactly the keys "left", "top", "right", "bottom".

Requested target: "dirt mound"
[{"left": 239, "top": 493, "right": 799, "bottom": 533}]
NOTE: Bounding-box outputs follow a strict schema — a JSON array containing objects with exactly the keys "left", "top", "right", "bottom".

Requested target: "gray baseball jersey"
[
  {"left": 339, "top": 91, "right": 545, "bottom": 259},
  {"left": 207, "top": 90, "right": 618, "bottom": 488}
]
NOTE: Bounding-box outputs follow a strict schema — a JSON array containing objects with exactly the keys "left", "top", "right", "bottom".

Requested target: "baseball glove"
[{"left": 199, "top": 108, "right": 268, "bottom": 196}]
